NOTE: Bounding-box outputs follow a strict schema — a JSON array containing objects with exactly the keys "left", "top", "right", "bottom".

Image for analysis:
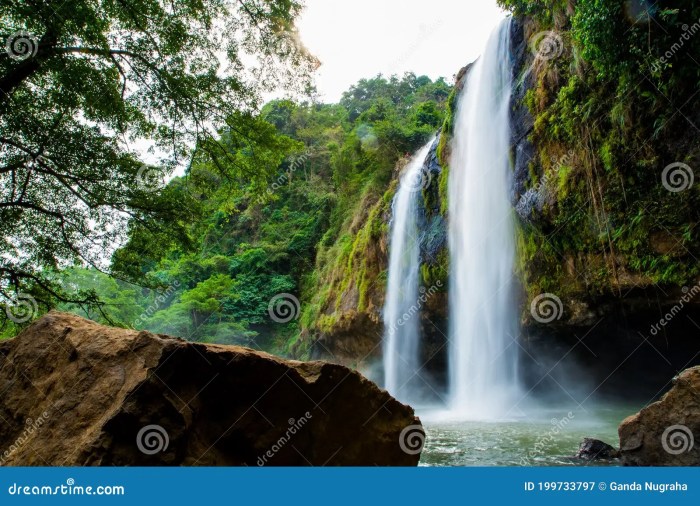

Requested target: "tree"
[{"left": 0, "top": 0, "right": 316, "bottom": 329}]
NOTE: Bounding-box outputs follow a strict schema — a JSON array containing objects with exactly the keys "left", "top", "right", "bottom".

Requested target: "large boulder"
[
  {"left": 0, "top": 312, "right": 422, "bottom": 466},
  {"left": 619, "top": 366, "right": 700, "bottom": 466}
]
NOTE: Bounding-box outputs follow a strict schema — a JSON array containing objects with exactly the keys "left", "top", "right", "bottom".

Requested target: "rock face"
[
  {"left": 0, "top": 312, "right": 422, "bottom": 466},
  {"left": 619, "top": 366, "right": 700, "bottom": 466},
  {"left": 575, "top": 438, "right": 619, "bottom": 460},
  {"left": 310, "top": 136, "right": 449, "bottom": 397}
]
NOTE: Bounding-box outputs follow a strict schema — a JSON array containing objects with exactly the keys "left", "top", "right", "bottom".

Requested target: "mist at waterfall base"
[{"left": 377, "top": 18, "right": 646, "bottom": 465}]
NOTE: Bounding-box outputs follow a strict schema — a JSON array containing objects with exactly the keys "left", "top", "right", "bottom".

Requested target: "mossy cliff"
[
  {"left": 300, "top": 2, "right": 700, "bottom": 393},
  {"left": 504, "top": 2, "right": 700, "bottom": 392},
  {"left": 296, "top": 138, "right": 449, "bottom": 380}
]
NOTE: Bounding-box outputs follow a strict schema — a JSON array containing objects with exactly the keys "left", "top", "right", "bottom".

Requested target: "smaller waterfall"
[{"left": 383, "top": 140, "right": 434, "bottom": 404}]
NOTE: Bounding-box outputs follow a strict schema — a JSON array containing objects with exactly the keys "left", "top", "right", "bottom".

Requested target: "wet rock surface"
[{"left": 575, "top": 438, "right": 620, "bottom": 460}]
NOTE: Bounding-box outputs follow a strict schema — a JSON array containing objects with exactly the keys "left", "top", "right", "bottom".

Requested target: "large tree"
[{"left": 0, "top": 0, "right": 316, "bottom": 326}]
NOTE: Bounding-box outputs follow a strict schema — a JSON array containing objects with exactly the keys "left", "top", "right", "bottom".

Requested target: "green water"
[{"left": 418, "top": 403, "right": 642, "bottom": 466}]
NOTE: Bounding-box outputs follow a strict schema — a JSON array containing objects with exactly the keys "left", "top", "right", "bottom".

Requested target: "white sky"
[{"left": 296, "top": 0, "right": 507, "bottom": 102}]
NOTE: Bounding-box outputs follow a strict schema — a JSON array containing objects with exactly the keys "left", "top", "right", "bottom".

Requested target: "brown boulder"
[
  {"left": 0, "top": 312, "right": 422, "bottom": 466},
  {"left": 618, "top": 366, "right": 700, "bottom": 466}
]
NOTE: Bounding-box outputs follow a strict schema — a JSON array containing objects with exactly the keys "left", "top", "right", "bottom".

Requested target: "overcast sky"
[{"left": 296, "top": 0, "right": 507, "bottom": 102}]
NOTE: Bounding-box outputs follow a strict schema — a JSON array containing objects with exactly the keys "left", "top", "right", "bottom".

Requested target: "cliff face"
[
  {"left": 505, "top": 11, "right": 700, "bottom": 394},
  {"left": 302, "top": 6, "right": 700, "bottom": 396},
  {"left": 0, "top": 312, "right": 422, "bottom": 466},
  {"left": 301, "top": 138, "right": 449, "bottom": 388}
]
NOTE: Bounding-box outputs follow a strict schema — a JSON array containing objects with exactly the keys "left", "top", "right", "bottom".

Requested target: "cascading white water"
[
  {"left": 448, "top": 18, "right": 520, "bottom": 419},
  {"left": 383, "top": 140, "right": 434, "bottom": 404}
]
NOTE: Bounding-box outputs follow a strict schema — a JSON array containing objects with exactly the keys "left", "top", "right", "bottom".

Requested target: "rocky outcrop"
[
  {"left": 575, "top": 438, "right": 619, "bottom": 460},
  {"left": 509, "top": 16, "right": 537, "bottom": 216},
  {"left": 507, "top": 12, "right": 700, "bottom": 399},
  {"left": 0, "top": 312, "right": 422, "bottom": 466},
  {"left": 619, "top": 366, "right": 700, "bottom": 466}
]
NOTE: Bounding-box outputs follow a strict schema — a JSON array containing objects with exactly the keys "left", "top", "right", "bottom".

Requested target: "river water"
[{"left": 419, "top": 402, "right": 641, "bottom": 466}]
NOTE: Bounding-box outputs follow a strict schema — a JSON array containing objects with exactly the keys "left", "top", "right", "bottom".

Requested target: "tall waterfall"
[
  {"left": 447, "top": 18, "right": 520, "bottom": 419},
  {"left": 383, "top": 140, "right": 434, "bottom": 404}
]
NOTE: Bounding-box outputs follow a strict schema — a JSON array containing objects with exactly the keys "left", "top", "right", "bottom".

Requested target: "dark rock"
[
  {"left": 575, "top": 438, "right": 620, "bottom": 460},
  {"left": 418, "top": 134, "right": 447, "bottom": 265},
  {"left": 619, "top": 366, "right": 700, "bottom": 466},
  {"left": 508, "top": 16, "right": 537, "bottom": 217},
  {"left": 0, "top": 312, "right": 422, "bottom": 466},
  {"left": 520, "top": 286, "right": 700, "bottom": 402}
]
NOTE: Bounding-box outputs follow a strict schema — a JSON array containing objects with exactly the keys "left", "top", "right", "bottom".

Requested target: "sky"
[{"left": 296, "top": 0, "right": 507, "bottom": 102}]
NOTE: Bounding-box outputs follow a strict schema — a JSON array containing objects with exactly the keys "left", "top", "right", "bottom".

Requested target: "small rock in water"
[{"left": 575, "top": 438, "right": 620, "bottom": 460}]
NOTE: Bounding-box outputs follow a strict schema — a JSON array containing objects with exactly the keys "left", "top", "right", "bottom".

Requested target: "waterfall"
[
  {"left": 383, "top": 140, "right": 434, "bottom": 404},
  {"left": 447, "top": 18, "right": 520, "bottom": 419}
]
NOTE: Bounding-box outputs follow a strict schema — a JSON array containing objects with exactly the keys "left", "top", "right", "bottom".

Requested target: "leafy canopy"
[{"left": 0, "top": 0, "right": 316, "bottom": 326}]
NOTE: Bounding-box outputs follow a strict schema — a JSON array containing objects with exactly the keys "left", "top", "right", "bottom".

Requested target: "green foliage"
[
  {"left": 50, "top": 73, "right": 448, "bottom": 355},
  {"left": 505, "top": 0, "right": 700, "bottom": 300},
  {"left": 0, "top": 0, "right": 315, "bottom": 326}
]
